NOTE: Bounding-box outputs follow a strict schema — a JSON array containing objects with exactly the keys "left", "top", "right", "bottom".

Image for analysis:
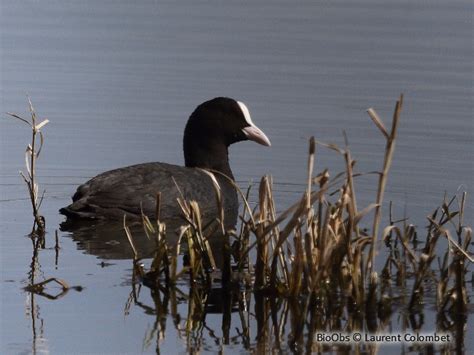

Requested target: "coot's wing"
[{"left": 61, "top": 162, "right": 236, "bottom": 220}]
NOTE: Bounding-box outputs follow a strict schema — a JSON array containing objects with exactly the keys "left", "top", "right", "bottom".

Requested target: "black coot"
[{"left": 60, "top": 97, "right": 271, "bottom": 221}]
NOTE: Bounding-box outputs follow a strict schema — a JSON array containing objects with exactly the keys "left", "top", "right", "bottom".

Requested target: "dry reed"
[{"left": 6, "top": 97, "right": 49, "bottom": 236}]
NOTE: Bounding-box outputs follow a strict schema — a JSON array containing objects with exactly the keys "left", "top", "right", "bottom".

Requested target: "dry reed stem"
[
  {"left": 27, "top": 277, "right": 69, "bottom": 291},
  {"left": 6, "top": 98, "right": 49, "bottom": 236},
  {"left": 267, "top": 176, "right": 290, "bottom": 286},
  {"left": 367, "top": 94, "right": 403, "bottom": 278},
  {"left": 123, "top": 215, "right": 139, "bottom": 260}
]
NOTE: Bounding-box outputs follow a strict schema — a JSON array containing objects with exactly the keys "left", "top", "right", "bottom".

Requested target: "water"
[{"left": 1, "top": 0, "right": 472, "bottom": 353}]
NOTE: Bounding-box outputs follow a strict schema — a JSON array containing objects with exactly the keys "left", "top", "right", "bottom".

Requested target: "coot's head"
[{"left": 183, "top": 97, "right": 271, "bottom": 178}]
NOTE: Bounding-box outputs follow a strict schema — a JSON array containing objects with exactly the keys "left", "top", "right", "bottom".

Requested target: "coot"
[{"left": 60, "top": 97, "right": 271, "bottom": 221}]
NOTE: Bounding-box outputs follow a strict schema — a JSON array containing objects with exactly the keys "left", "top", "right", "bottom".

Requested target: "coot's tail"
[{"left": 59, "top": 203, "right": 97, "bottom": 219}]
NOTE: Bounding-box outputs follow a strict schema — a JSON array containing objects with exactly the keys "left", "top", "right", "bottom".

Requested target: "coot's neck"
[{"left": 183, "top": 140, "right": 234, "bottom": 180}]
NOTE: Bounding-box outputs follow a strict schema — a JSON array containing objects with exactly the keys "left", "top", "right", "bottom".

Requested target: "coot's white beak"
[
  {"left": 238, "top": 101, "right": 271, "bottom": 147},
  {"left": 242, "top": 125, "right": 271, "bottom": 147}
]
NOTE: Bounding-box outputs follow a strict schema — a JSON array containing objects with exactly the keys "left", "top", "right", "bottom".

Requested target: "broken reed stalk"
[
  {"left": 123, "top": 215, "right": 139, "bottom": 260},
  {"left": 306, "top": 137, "right": 316, "bottom": 211},
  {"left": 6, "top": 98, "right": 49, "bottom": 236},
  {"left": 367, "top": 94, "right": 403, "bottom": 278},
  {"left": 255, "top": 176, "right": 270, "bottom": 289}
]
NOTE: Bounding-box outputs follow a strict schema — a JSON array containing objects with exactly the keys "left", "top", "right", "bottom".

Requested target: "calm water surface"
[{"left": 1, "top": 1, "right": 472, "bottom": 354}]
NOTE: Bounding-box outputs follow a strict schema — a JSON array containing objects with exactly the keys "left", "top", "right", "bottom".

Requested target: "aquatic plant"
[{"left": 6, "top": 97, "right": 49, "bottom": 236}]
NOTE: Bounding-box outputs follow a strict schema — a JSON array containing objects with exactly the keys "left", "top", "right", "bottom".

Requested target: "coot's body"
[
  {"left": 60, "top": 97, "right": 270, "bottom": 221},
  {"left": 61, "top": 162, "right": 237, "bottom": 220}
]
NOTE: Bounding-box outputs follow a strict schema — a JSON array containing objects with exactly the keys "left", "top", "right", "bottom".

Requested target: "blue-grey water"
[{"left": 1, "top": 1, "right": 472, "bottom": 354}]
